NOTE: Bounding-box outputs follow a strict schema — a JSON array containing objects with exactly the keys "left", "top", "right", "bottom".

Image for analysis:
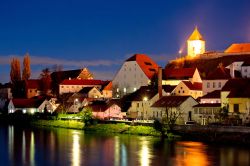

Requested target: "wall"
[
  {"left": 112, "top": 61, "right": 149, "bottom": 97},
  {"left": 202, "top": 80, "right": 228, "bottom": 95}
]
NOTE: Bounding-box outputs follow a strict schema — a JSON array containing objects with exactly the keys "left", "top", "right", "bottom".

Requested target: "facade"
[
  {"left": 163, "top": 68, "right": 202, "bottom": 86},
  {"left": 151, "top": 96, "right": 198, "bottom": 124},
  {"left": 0, "top": 83, "right": 12, "bottom": 99},
  {"left": 126, "top": 86, "right": 166, "bottom": 120},
  {"left": 187, "top": 27, "right": 205, "bottom": 57},
  {"left": 241, "top": 61, "right": 250, "bottom": 78},
  {"left": 8, "top": 98, "right": 51, "bottom": 114},
  {"left": 193, "top": 103, "right": 221, "bottom": 125},
  {"left": 79, "top": 87, "right": 103, "bottom": 98},
  {"left": 59, "top": 79, "right": 106, "bottom": 95},
  {"left": 202, "top": 66, "right": 231, "bottom": 95},
  {"left": 173, "top": 81, "right": 202, "bottom": 99},
  {"left": 101, "top": 81, "right": 112, "bottom": 99},
  {"left": 112, "top": 54, "right": 159, "bottom": 97}
]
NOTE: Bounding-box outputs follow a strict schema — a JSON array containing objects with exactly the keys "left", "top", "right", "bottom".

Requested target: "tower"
[{"left": 187, "top": 27, "right": 205, "bottom": 57}]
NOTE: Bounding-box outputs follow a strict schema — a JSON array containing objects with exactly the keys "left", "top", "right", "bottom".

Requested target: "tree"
[
  {"left": 79, "top": 107, "right": 93, "bottom": 126},
  {"left": 10, "top": 58, "right": 21, "bottom": 83},
  {"left": 40, "top": 68, "right": 52, "bottom": 95},
  {"left": 154, "top": 106, "right": 182, "bottom": 137},
  {"left": 22, "top": 53, "right": 31, "bottom": 81}
]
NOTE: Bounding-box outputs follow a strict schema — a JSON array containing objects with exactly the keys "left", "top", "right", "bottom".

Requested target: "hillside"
[{"left": 165, "top": 54, "right": 250, "bottom": 78}]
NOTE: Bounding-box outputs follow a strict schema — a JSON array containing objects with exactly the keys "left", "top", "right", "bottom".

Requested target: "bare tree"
[{"left": 22, "top": 53, "right": 31, "bottom": 81}]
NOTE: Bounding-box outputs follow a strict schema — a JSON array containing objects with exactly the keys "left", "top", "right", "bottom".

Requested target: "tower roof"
[{"left": 188, "top": 27, "right": 204, "bottom": 41}]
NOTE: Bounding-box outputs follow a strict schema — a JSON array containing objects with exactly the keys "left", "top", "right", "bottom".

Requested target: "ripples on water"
[{"left": 0, "top": 125, "right": 250, "bottom": 166}]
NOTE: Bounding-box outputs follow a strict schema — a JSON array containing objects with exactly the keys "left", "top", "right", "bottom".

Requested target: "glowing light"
[
  {"left": 30, "top": 132, "right": 35, "bottom": 166},
  {"left": 179, "top": 50, "right": 182, "bottom": 54},
  {"left": 139, "top": 138, "right": 151, "bottom": 166},
  {"left": 23, "top": 109, "right": 27, "bottom": 114},
  {"left": 72, "top": 131, "right": 81, "bottom": 166},
  {"left": 143, "top": 97, "right": 148, "bottom": 101},
  {"left": 30, "top": 109, "right": 35, "bottom": 114}
]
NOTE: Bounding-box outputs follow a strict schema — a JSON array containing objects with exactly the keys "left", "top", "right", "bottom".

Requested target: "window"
[
  {"left": 234, "top": 104, "right": 239, "bottom": 113},
  {"left": 123, "top": 88, "right": 126, "bottom": 93},
  {"left": 30, "top": 90, "right": 32, "bottom": 93},
  {"left": 182, "top": 90, "right": 185, "bottom": 93},
  {"left": 207, "top": 82, "right": 210, "bottom": 88},
  {"left": 218, "top": 82, "right": 221, "bottom": 88},
  {"left": 178, "top": 90, "right": 180, "bottom": 94},
  {"left": 62, "top": 86, "right": 64, "bottom": 88},
  {"left": 212, "top": 82, "right": 215, "bottom": 88},
  {"left": 137, "top": 103, "right": 139, "bottom": 107}
]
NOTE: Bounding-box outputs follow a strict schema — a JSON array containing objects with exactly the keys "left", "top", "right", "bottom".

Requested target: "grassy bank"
[
  {"left": 85, "top": 123, "right": 161, "bottom": 136},
  {"left": 31, "top": 120, "right": 84, "bottom": 130}
]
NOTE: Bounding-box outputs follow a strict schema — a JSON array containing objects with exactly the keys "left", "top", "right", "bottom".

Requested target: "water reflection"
[
  {"left": 2, "top": 125, "right": 250, "bottom": 166},
  {"left": 175, "top": 142, "right": 209, "bottom": 166},
  {"left": 71, "top": 131, "right": 81, "bottom": 166}
]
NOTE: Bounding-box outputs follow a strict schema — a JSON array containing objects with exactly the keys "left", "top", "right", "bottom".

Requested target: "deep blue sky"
[{"left": 0, "top": 0, "right": 250, "bottom": 83}]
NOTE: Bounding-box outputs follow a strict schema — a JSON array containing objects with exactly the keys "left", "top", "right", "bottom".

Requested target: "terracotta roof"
[
  {"left": 242, "top": 60, "right": 250, "bottom": 66},
  {"left": 221, "top": 78, "right": 250, "bottom": 91},
  {"left": 182, "top": 81, "right": 202, "bottom": 90},
  {"left": 193, "top": 103, "right": 221, "bottom": 108},
  {"left": 12, "top": 98, "right": 45, "bottom": 108},
  {"left": 127, "top": 86, "right": 158, "bottom": 101},
  {"left": 126, "top": 54, "right": 159, "bottom": 79},
  {"left": 60, "top": 79, "right": 105, "bottom": 85},
  {"left": 26, "top": 79, "right": 42, "bottom": 89},
  {"left": 102, "top": 81, "right": 112, "bottom": 91},
  {"left": 225, "top": 43, "right": 250, "bottom": 53},
  {"left": 164, "top": 68, "right": 196, "bottom": 80},
  {"left": 151, "top": 96, "right": 191, "bottom": 107},
  {"left": 206, "top": 66, "right": 231, "bottom": 80},
  {"left": 188, "top": 27, "right": 204, "bottom": 41},
  {"left": 200, "top": 90, "right": 221, "bottom": 99}
]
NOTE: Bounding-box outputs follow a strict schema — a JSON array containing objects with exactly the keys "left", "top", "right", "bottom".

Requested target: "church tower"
[{"left": 187, "top": 27, "right": 205, "bottom": 57}]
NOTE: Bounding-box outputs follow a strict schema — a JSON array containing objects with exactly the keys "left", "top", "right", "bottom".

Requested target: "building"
[
  {"left": 79, "top": 87, "right": 103, "bottom": 99},
  {"left": 59, "top": 79, "right": 107, "bottom": 95},
  {"left": 25, "top": 79, "right": 42, "bottom": 98},
  {"left": 101, "top": 81, "right": 112, "bottom": 99},
  {"left": 151, "top": 96, "right": 198, "bottom": 124},
  {"left": 126, "top": 86, "right": 166, "bottom": 120},
  {"left": 193, "top": 103, "right": 221, "bottom": 125},
  {"left": 173, "top": 81, "right": 202, "bottom": 99},
  {"left": 199, "top": 90, "right": 221, "bottom": 104},
  {"left": 0, "top": 83, "right": 12, "bottom": 99},
  {"left": 112, "top": 54, "right": 159, "bottom": 97},
  {"left": 241, "top": 61, "right": 250, "bottom": 78},
  {"left": 163, "top": 67, "right": 202, "bottom": 86},
  {"left": 202, "top": 65, "right": 231, "bottom": 95},
  {"left": 8, "top": 97, "right": 51, "bottom": 114},
  {"left": 224, "top": 43, "right": 250, "bottom": 53},
  {"left": 187, "top": 27, "right": 205, "bottom": 57}
]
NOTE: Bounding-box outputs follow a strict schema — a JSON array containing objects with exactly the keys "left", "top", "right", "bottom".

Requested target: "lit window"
[
  {"left": 123, "top": 88, "right": 126, "bottom": 93},
  {"left": 134, "top": 87, "right": 137, "bottom": 91},
  {"left": 117, "top": 88, "right": 119, "bottom": 92}
]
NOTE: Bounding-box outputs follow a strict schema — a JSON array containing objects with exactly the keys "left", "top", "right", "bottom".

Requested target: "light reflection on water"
[{"left": 1, "top": 125, "right": 250, "bottom": 166}]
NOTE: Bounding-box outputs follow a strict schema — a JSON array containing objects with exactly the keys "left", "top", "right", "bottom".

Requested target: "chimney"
[
  {"left": 158, "top": 67, "right": 162, "bottom": 98},
  {"left": 229, "top": 63, "right": 235, "bottom": 78}
]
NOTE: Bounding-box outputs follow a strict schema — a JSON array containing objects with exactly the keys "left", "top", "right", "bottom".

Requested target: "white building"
[
  {"left": 112, "top": 54, "right": 159, "bottom": 97},
  {"left": 241, "top": 61, "right": 250, "bottom": 78},
  {"left": 202, "top": 65, "right": 231, "bottom": 95},
  {"left": 187, "top": 27, "right": 205, "bottom": 57}
]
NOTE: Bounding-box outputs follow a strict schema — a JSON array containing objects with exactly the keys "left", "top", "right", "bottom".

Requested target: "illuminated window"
[{"left": 123, "top": 88, "right": 126, "bottom": 93}]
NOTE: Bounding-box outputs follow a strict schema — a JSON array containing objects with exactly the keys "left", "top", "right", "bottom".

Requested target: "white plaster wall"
[{"left": 202, "top": 80, "right": 228, "bottom": 95}]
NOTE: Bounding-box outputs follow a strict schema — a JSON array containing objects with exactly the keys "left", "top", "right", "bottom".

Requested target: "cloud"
[{"left": 0, "top": 55, "right": 121, "bottom": 67}]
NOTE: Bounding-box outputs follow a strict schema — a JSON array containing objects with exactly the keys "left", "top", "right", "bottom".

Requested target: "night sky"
[{"left": 0, "top": 0, "right": 250, "bottom": 83}]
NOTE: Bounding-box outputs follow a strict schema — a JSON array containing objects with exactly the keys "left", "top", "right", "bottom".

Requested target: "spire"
[{"left": 188, "top": 26, "right": 204, "bottom": 41}]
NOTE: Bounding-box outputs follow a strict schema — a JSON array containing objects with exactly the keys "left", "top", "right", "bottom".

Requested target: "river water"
[{"left": 0, "top": 125, "right": 250, "bottom": 166}]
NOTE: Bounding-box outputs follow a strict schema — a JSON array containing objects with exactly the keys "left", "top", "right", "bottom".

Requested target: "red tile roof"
[
  {"left": 225, "top": 43, "right": 250, "bottom": 53},
  {"left": 221, "top": 78, "right": 250, "bottom": 91},
  {"left": 102, "top": 81, "right": 112, "bottom": 91},
  {"left": 182, "top": 81, "right": 202, "bottom": 90},
  {"left": 60, "top": 79, "right": 105, "bottom": 86},
  {"left": 26, "top": 79, "right": 42, "bottom": 89},
  {"left": 12, "top": 98, "right": 45, "bottom": 108},
  {"left": 164, "top": 68, "right": 196, "bottom": 80},
  {"left": 151, "top": 96, "right": 192, "bottom": 107},
  {"left": 126, "top": 54, "right": 159, "bottom": 79},
  {"left": 200, "top": 90, "right": 221, "bottom": 99},
  {"left": 206, "top": 66, "right": 231, "bottom": 80}
]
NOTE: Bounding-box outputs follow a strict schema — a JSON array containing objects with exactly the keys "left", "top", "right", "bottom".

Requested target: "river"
[{"left": 0, "top": 125, "right": 250, "bottom": 166}]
